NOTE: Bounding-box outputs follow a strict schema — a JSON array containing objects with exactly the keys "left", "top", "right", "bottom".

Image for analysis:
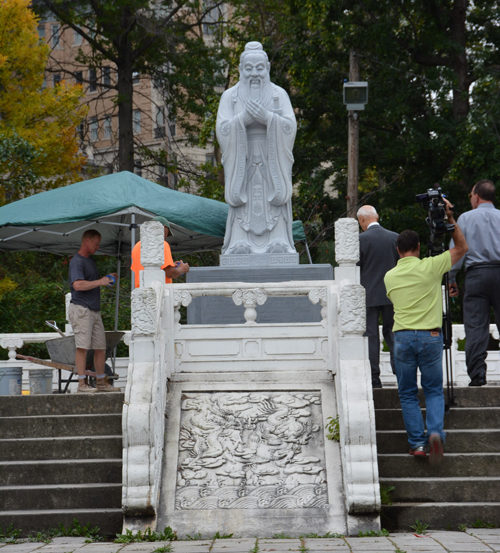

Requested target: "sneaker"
[
  {"left": 77, "top": 383, "right": 97, "bottom": 394},
  {"left": 429, "top": 433, "right": 444, "bottom": 465},
  {"left": 409, "top": 446, "right": 427, "bottom": 457},
  {"left": 96, "top": 379, "right": 117, "bottom": 392}
]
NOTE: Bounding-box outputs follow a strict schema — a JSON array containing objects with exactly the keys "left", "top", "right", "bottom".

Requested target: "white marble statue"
[{"left": 216, "top": 42, "right": 297, "bottom": 260}]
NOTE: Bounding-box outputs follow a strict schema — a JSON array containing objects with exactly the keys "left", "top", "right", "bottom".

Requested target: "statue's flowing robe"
[{"left": 216, "top": 82, "right": 297, "bottom": 255}]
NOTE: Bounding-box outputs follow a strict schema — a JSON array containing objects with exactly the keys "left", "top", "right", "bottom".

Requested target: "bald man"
[{"left": 357, "top": 206, "right": 399, "bottom": 388}]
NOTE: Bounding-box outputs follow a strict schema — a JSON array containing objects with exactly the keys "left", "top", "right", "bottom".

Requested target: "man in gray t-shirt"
[{"left": 68, "top": 229, "right": 116, "bottom": 393}]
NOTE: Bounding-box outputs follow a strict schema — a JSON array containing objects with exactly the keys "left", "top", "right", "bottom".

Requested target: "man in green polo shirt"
[{"left": 384, "top": 199, "right": 468, "bottom": 464}]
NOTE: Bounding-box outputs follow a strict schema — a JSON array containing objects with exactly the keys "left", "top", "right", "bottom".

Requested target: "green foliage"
[
  {"left": 0, "top": 251, "right": 131, "bottom": 360},
  {"left": 153, "top": 546, "right": 173, "bottom": 553},
  {"left": 410, "top": 520, "right": 430, "bottom": 534},
  {"left": 273, "top": 532, "right": 292, "bottom": 539},
  {"left": 0, "top": 523, "right": 21, "bottom": 543},
  {"left": 358, "top": 529, "right": 390, "bottom": 537},
  {"left": 249, "top": 538, "right": 259, "bottom": 553},
  {"left": 472, "top": 519, "right": 496, "bottom": 529},
  {"left": 300, "top": 532, "right": 344, "bottom": 539},
  {"left": 325, "top": 415, "right": 340, "bottom": 442},
  {"left": 458, "top": 523, "right": 467, "bottom": 532},
  {"left": 114, "top": 526, "right": 177, "bottom": 543},
  {"left": 26, "top": 519, "right": 103, "bottom": 543},
  {"left": 186, "top": 532, "right": 203, "bottom": 540},
  {"left": 212, "top": 531, "right": 233, "bottom": 539},
  {"left": 380, "top": 485, "right": 395, "bottom": 506}
]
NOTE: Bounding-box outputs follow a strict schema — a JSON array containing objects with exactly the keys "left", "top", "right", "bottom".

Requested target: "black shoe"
[{"left": 469, "top": 374, "right": 487, "bottom": 387}]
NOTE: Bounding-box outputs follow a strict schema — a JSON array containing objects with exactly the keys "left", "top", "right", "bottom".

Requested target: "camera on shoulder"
[{"left": 415, "top": 186, "right": 455, "bottom": 256}]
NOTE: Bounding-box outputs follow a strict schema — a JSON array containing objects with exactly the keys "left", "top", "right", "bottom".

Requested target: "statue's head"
[{"left": 239, "top": 42, "right": 271, "bottom": 88}]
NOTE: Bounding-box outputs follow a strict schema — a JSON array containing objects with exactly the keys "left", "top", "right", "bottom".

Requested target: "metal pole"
[
  {"left": 131, "top": 213, "right": 136, "bottom": 291},
  {"left": 304, "top": 241, "right": 313, "bottom": 264},
  {"left": 347, "top": 49, "right": 360, "bottom": 219}
]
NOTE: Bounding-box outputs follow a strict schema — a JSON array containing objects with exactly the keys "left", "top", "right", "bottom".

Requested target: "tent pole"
[{"left": 304, "top": 240, "right": 313, "bottom": 264}]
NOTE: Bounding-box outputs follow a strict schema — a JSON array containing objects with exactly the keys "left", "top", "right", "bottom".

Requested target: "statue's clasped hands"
[{"left": 243, "top": 99, "right": 269, "bottom": 126}]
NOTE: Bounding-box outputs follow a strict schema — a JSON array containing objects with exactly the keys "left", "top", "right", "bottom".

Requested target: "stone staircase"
[
  {"left": 0, "top": 393, "right": 124, "bottom": 537},
  {"left": 374, "top": 386, "right": 500, "bottom": 531}
]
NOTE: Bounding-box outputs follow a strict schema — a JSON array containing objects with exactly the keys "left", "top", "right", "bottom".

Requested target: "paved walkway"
[{"left": 1, "top": 530, "right": 500, "bottom": 553}]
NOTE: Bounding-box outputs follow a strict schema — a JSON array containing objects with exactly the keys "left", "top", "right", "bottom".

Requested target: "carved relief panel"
[{"left": 175, "top": 391, "right": 328, "bottom": 510}]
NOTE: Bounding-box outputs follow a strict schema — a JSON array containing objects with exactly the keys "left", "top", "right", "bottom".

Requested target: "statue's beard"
[{"left": 239, "top": 76, "right": 272, "bottom": 107}]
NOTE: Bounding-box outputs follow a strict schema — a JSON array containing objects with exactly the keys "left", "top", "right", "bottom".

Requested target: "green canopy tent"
[{"left": 0, "top": 171, "right": 306, "bottom": 257}]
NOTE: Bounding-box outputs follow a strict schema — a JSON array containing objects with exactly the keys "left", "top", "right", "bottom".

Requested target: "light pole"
[{"left": 344, "top": 50, "right": 368, "bottom": 218}]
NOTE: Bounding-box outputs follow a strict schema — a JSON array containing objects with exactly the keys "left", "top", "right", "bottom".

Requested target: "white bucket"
[
  {"left": 0, "top": 367, "right": 23, "bottom": 396},
  {"left": 29, "top": 369, "right": 54, "bottom": 395}
]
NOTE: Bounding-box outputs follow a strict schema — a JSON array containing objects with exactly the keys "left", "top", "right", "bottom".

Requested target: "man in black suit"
[{"left": 357, "top": 206, "right": 399, "bottom": 388}]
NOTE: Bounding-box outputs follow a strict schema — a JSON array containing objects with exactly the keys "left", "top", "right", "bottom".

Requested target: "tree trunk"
[
  {"left": 450, "top": 0, "right": 470, "bottom": 122},
  {"left": 117, "top": 51, "right": 135, "bottom": 173}
]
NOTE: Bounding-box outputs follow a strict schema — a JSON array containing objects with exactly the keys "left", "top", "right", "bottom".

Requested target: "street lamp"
[{"left": 343, "top": 81, "right": 368, "bottom": 111}]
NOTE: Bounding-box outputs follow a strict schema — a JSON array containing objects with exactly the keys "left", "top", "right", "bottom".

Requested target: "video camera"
[{"left": 415, "top": 186, "right": 455, "bottom": 256}]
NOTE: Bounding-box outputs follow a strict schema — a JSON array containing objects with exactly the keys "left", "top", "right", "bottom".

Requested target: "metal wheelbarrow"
[{"left": 17, "top": 321, "right": 125, "bottom": 393}]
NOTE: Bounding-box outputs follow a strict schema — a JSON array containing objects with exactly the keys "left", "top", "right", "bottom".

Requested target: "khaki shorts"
[{"left": 68, "top": 303, "right": 106, "bottom": 350}]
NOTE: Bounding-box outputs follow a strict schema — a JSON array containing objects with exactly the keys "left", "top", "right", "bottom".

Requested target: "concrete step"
[
  {"left": 378, "top": 453, "right": 500, "bottom": 478},
  {"left": 381, "top": 502, "right": 500, "bottom": 532},
  {"left": 0, "top": 483, "right": 122, "bottom": 511},
  {"left": 377, "top": 429, "right": 500, "bottom": 454},
  {"left": 0, "top": 508, "right": 123, "bottom": 538},
  {"left": 0, "top": 459, "right": 122, "bottom": 486},
  {"left": 0, "top": 436, "right": 122, "bottom": 462},
  {"left": 373, "top": 386, "right": 500, "bottom": 409},
  {"left": 0, "top": 393, "right": 124, "bottom": 417},
  {"left": 380, "top": 476, "right": 500, "bottom": 503},
  {"left": 0, "top": 414, "right": 122, "bottom": 439},
  {"left": 375, "top": 407, "right": 500, "bottom": 430}
]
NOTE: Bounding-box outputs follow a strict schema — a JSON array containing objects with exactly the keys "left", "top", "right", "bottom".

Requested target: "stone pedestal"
[{"left": 186, "top": 264, "right": 333, "bottom": 324}]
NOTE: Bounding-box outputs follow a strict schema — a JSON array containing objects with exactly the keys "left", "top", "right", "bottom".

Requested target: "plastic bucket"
[
  {"left": 0, "top": 367, "right": 23, "bottom": 396},
  {"left": 29, "top": 369, "right": 54, "bottom": 395}
]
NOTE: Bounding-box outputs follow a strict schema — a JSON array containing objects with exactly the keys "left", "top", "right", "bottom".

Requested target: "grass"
[
  {"left": 153, "top": 546, "right": 173, "bottom": 553},
  {"left": 472, "top": 519, "right": 496, "bottom": 529},
  {"left": 410, "top": 519, "right": 429, "bottom": 534},
  {"left": 114, "top": 526, "right": 177, "bottom": 543},
  {"left": 358, "top": 529, "right": 390, "bottom": 537},
  {"left": 212, "top": 531, "right": 233, "bottom": 539},
  {"left": 273, "top": 532, "right": 293, "bottom": 539},
  {"left": 380, "top": 484, "right": 395, "bottom": 506},
  {"left": 0, "top": 524, "right": 21, "bottom": 544}
]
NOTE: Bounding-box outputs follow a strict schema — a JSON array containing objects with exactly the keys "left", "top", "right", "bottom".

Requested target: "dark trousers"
[
  {"left": 365, "top": 304, "right": 396, "bottom": 384},
  {"left": 464, "top": 266, "right": 500, "bottom": 380}
]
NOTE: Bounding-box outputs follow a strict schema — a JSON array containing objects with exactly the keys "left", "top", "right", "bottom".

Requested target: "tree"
[
  {"left": 0, "top": 0, "right": 85, "bottom": 203},
  {"left": 229, "top": 0, "right": 500, "bottom": 252},
  {"left": 34, "top": 0, "right": 229, "bottom": 177}
]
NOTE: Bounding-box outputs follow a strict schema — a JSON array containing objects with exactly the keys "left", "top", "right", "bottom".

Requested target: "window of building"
[
  {"left": 154, "top": 107, "right": 165, "bottom": 138},
  {"left": 133, "top": 110, "right": 142, "bottom": 134},
  {"left": 132, "top": 72, "right": 140, "bottom": 85},
  {"left": 103, "top": 116, "right": 112, "bottom": 140},
  {"left": 51, "top": 25, "right": 61, "bottom": 48},
  {"left": 77, "top": 122, "right": 84, "bottom": 141},
  {"left": 89, "top": 68, "right": 97, "bottom": 92},
  {"left": 73, "top": 29, "right": 83, "bottom": 46},
  {"left": 169, "top": 119, "right": 176, "bottom": 137},
  {"left": 75, "top": 71, "right": 83, "bottom": 85},
  {"left": 89, "top": 116, "right": 98, "bottom": 141},
  {"left": 103, "top": 66, "right": 111, "bottom": 87},
  {"left": 205, "top": 153, "right": 216, "bottom": 165},
  {"left": 37, "top": 24, "right": 45, "bottom": 40},
  {"left": 134, "top": 160, "right": 142, "bottom": 177},
  {"left": 53, "top": 73, "right": 61, "bottom": 87},
  {"left": 41, "top": 76, "right": 47, "bottom": 90},
  {"left": 202, "top": 1, "right": 219, "bottom": 35}
]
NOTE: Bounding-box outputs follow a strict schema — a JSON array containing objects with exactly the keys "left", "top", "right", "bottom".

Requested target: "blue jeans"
[{"left": 393, "top": 330, "right": 446, "bottom": 449}]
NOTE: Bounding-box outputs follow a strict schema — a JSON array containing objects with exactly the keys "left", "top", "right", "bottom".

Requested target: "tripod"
[{"left": 428, "top": 239, "right": 455, "bottom": 412}]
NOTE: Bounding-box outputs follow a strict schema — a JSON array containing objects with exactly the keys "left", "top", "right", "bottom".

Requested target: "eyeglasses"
[{"left": 468, "top": 191, "right": 476, "bottom": 199}]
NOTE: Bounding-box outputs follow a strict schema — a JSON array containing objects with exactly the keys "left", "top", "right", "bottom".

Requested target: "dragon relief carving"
[
  {"left": 131, "top": 288, "right": 158, "bottom": 336},
  {"left": 339, "top": 285, "right": 365, "bottom": 335},
  {"left": 174, "top": 391, "right": 328, "bottom": 510},
  {"left": 334, "top": 219, "right": 359, "bottom": 265},
  {"left": 141, "top": 221, "right": 165, "bottom": 267}
]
